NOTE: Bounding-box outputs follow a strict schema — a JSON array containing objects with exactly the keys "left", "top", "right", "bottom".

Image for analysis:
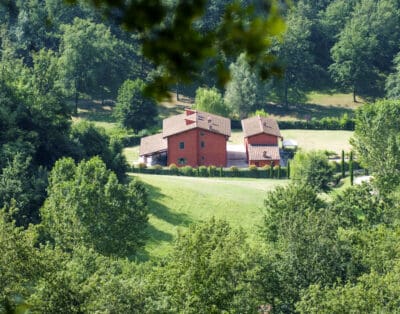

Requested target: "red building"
[
  {"left": 140, "top": 109, "right": 231, "bottom": 167},
  {"left": 241, "top": 116, "right": 282, "bottom": 167}
]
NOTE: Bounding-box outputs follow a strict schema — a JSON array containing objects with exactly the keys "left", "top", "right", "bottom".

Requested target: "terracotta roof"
[
  {"left": 241, "top": 116, "right": 282, "bottom": 138},
  {"left": 163, "top": 109, "right": 231, "bottom": 138},
  {"left": 139, "top": 133, "right": 167, "bottom": 156},
  {"left": 248, "top": 145, "right": 280, "bottom": 161}
]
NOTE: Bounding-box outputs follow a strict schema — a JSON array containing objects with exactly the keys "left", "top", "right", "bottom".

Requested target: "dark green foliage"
[
  {"left": 290, "top": 150, "right": 334, "bottom": 191},
  {"left": 113, "top": 79, "right": 158, "bottom": 132},
  {"left": 199, "top": 165, "right": 208, "bottom": 177},
  {"left": 349, "top": 151, "right": 354, "bottom": 186},
  {"left": 351, "top": 100, "right": 400, "bottom": 192},
  {"left": 180, "top": 165, "right": 194, "bottom": 176},
  {"left": 0, "top": 154, "right": 47, "bottom": 227},
  {"left": 341, "top": 150, "right": 345, "bottom": 178},
  {"left": 69, "top": 121, "right": 128, "bottom": 180},
  {"left": 40, "top": 157, "right": 148, "bottom": 256},
  {"left": 150, "top": 218, "right": 265, "bottom": 313}
]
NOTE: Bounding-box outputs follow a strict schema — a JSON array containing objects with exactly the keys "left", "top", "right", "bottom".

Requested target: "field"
[{"left": 133, "top": 174, "right": 288, "bottom": 260}]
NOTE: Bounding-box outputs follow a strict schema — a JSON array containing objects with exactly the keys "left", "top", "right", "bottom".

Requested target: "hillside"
[{"left": 133, "top": 174, "right": 289, "bottom": 260}]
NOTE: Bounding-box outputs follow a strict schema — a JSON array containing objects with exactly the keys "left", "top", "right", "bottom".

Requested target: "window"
[
  {"left": 179, "top": 142, "right": 185, "bottom": 149},
  {"left": 178, "top": 158, "right": 187, "bottom": 165},
  {"left": 200, "top": 141, "right": 205, "bottom": 148},
  {"left": 200, "top": 131, "right": 205, "bottom": 136}
]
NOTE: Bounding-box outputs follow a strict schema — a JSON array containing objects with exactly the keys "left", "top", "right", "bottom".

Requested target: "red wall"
[
  {"left": 167, "top": 129, "right": 227, "bottom": 167},
  {"left": 249, "top": 160, "right": 279, "bottom": 167},
  {"left": 247, "top": 133, "right": 279, "bottom": 146}
]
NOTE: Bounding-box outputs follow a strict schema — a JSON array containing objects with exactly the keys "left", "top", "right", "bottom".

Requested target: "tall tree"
[
  {"left": 329, "top": 0, "right": 400, "bottom": 101},
  {"left": 40, "top": 157, "right": 148, "bottom": 256},
  {"left": 386, "top": 52, "right": 400, "bottom": 99},
  {"left": 272, "top": 5, "right": 314, "bottom": 105},
  {"left": 224, "top": 53, "right": 267, "bottom": 118},
  {"left": 113, "top": 79, "right": 158, "bottom": 132},
  {"left": 194, "top": 87, "right": 229, "bottom": 116},
  {"left": 58, "top": 18, "right": 132, "bottom": 113},
  {"left": 351, "top": 100, "right": 400, "bottom": 193}
]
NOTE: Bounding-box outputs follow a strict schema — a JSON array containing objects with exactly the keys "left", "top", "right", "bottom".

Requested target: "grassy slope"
[{"left": 133, "top": 174, "right": 288, "bottom": 259}]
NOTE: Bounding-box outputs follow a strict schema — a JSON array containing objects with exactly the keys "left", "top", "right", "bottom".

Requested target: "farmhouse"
[
  {"left": 241, "top": 116, "right": 282, "bottom": 167},
  {"left": 140, "top": 109, "right": 231, "bottom": 167}
]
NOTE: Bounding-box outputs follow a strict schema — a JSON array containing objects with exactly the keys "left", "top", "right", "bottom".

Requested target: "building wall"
[
  {"left": 198, "top": 129, "right": 227, "bottom": 167},
  {"left": 247, "top": 133, "right": 279, "bottom": 146},
  {"left": 249, "top": 159, "right": 279, "bottom": 167},
  {"left": 167, "top": 129, "right": 227, "bottom": 167}
]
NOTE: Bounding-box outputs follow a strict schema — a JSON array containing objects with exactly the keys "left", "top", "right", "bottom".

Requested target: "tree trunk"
[
  {"left": 284, "top": 75, "right": 288, "bottom": 107},
  {"left": 74, "top": 90, "right": 79, "bottom": 116},
  {"left": 353, "top": 86, "right": 357, "bottom": 103}
]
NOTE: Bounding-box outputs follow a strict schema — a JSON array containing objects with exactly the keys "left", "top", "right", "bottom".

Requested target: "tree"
[
  {"left": 0, "top": 154, "right": 47, "bottom": 227},
  {"left": 351, "top": 100, "right": 400, "bottom": 193},
  {"left": 150, "top": 218, "right": 266, "bottom": 313},
  {"left": 69, "top": 121, "right": 128, "bottom": 181},
  {"left": 113, "top": 79, "right": 158, "bottom": 132},
  {"left": 62, "top": 0, "right": 286, "bottom": 99},
  {"left": 386, "top": 52, "right": 400, "bottom": 99},
  {"left": 194, "top": 87, "right": 229, "bottom": 116},
  {"left": 224, "top": 53, "right": 267, "bottom": 118},
  {"left": 272, "top": 4, "right": 314, "bottom": 105},
  {"left": 40, "top": 157, "right": 148, "bottom": 256},
  {"left": 290, "top": 150, "right": 334, "bottom": 191},
  {"left": 329, "top": 0, "right": 400, "bottom": 101},
  {"left": 59, "top": 18, "right": 132, "bottom": 113},
  {"left": 262, "top": 184, "right": 351, "bottom": 312}
]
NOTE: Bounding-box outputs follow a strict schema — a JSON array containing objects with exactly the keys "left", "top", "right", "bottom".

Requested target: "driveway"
[{"left": 227, "top": 144, "right": 247, "bottom": 168}]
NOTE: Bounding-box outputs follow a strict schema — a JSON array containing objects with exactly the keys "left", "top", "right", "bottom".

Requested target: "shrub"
[
  {"left": 152, "top": 164, "right": 163, "bottom": 174},
  {"left": 275, "top": 165, "right": 281, "bottom": 179},
  {"left": 262, "top": 165, "right": 271, "bottom": 178},
  {"left": 138, "top": 162, "right": 147, "bottom": 169},
  {"left": 199, "top": 166, "right": 208, "bottom": 177},
  {"left": 248, "top": 165, "right": 258, "bottom": 178},
  {"left": 230, "top": 166, "right": 239, "bottom": 177},
  {"left": 169, "top": 163, "right": 179, "bottom": 175},
  {"left": 208, "top": 165, "right": 217, "bottom": 177},
  {"left": 181, "top": 166, "right": 194, "bottom": 176},
  {"left": 290, "top": 150, "right": 334, "bottom": 191}
]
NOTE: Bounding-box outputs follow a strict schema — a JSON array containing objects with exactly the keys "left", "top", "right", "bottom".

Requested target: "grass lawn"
[
  {"left": 280, "top": 129, "right": 353, "bottom": 154},
  {"left": 228, "top": 129, "right": 353, "bottom": 154},
  {"left": 132, "top": 174, "right": 288, "bottom": 260}
]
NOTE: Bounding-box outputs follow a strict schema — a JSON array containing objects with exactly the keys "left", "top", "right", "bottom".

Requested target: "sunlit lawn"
[{"left": 132, "top": 174, "right": 288, "bottom": 260}]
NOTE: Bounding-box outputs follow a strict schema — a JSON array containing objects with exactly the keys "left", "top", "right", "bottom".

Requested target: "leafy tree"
[
  {"left": 0, "top": 206, "right": 43, "bottom": 313},
  {"left": 63, "top": 0, "right": 286, "bottom": 99},
  {"left": 272, "top": 4, "right": 314, "bottom": 105},
  {"left": 113, "top": 79, "right": 158, "bottom": 132},
  {"left": 262, "top": 184, "right": 350, "bottom": 312},
  {"left": 290, "top": 150, "right": 334, "bottom": 191},
  {"left": 194, "top": 87, "right": 229, "bottom": 116},
  {"left": 351, "top": 100, "right": 400, "bottom": 193},
  {"left": 386, "top": 52, "right": 400, "bottom": 99},
  {"left": 224, "top": 53, "right": 267, "bottom": 118},
  {"left": 329, "top": 0, "right": 400, "bottom": 101},
  {"left": 69, "top": 121, "right": 128, "bottom": 181},
  {"left": 0, "top": 154, "right": 47, "bottom": 227},
  {"left": 40, "top": 157, "right": 148, "bottom": 256},
  {"left": 152, "top": 218, "right": 266, "bottom": 313},
  {"left": 59, "top": 18, "right": 132, "bottom": 112},
  {"left": 262, "top": 183, "right": 325, "bottom": 242}
]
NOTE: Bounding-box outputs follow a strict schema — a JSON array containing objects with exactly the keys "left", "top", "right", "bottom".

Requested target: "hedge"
[
  {"left": 132, "top": 165, "right": 289, "bottom": 179},
  {"left": 231, "top": 115, "right": 355, "bottom": 131}
]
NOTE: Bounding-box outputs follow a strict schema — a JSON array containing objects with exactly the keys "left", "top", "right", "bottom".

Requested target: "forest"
[{"left": 1, "top": 0, "right": 400, "bottom": 313}]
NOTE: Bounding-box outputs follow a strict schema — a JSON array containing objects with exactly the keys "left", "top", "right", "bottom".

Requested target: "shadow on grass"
[
  {"left": 145, "top": 182, "right": 193, "bottom": 227},
  {"left": 76, "top": 100, "right": 117, "bottom": 123},
  {"left": 264, "top": 102, "right": 354, "bottom": 120}
]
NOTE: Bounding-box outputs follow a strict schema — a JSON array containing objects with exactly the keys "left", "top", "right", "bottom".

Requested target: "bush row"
[
  {"left": 231, "top": 115, "right": 355, "bottom": 131},
  {"left": 132, "top": 164, "right": 289, "bottom": 179}
]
